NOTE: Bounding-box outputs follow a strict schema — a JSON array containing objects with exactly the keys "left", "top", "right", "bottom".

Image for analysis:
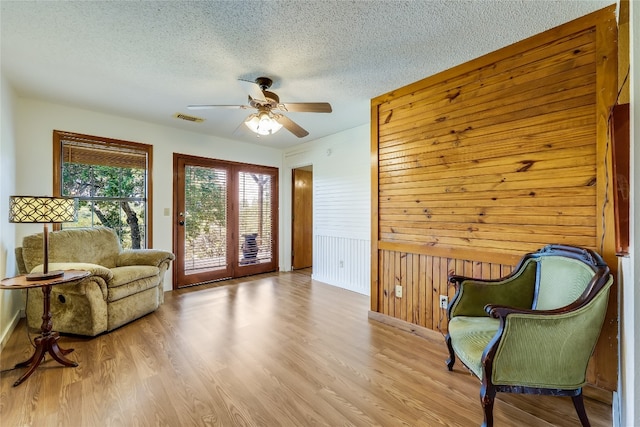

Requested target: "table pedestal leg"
[
  {"left": 13, "top": 332, "right": 77, "bottom": 386},
  {"left": 12, "top": 284, "right": 77, "bottom": 387}
]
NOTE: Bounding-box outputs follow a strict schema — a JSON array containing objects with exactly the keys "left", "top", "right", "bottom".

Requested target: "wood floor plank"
[{"left": 1, "top": 270, "right": 612, "bottom": 426}]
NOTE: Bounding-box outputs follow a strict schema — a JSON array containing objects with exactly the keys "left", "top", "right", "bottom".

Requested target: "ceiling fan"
[{"left": 188, "top": 77, "right": 332, "bottom": 138}]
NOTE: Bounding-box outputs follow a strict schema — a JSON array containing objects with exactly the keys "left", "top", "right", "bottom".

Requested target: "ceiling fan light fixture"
[
  {"left": 190, "top": 76, "right": 330, "bottom": 138},
  {"left": 244, "top": 110, "right": 283, "bottom": 136}
]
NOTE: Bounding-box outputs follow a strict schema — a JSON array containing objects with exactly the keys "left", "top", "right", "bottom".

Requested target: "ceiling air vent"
[{"left": 173, "top": 113, "right": 205, "bottom": 123}]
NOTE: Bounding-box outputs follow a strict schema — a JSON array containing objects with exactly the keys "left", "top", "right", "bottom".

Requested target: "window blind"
[
  {"left": 62, "top": 141, "right": 147, "bottom": 169},
  {"left": 238, "top": 171, "right": 273, "bottom": 265}
]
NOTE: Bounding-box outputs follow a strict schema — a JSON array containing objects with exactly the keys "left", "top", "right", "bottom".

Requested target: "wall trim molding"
[{"left": 0, "top": 308, "right": 23, "bottom": 352}]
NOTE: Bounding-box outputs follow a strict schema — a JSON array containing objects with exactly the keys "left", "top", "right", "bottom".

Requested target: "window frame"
[{"left": 52, "top": 130, "right": 154, "bottom": 247}]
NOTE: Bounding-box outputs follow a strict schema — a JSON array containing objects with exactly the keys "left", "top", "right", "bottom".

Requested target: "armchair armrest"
[
  {"left": 31, "top": 262, "right": 113, "bottom": 282},
  {"left": 448, "top": 259, "right": 538, "bottom": 318},
  {"left": 486, "top": 304, "right": 564, "bottom": 318},
  {"left": 485, "top": 303, "right": 593, "bottom": 319},
  {"left": 117, "top": 249, "right": 175, "bottom": 268},
  {"left": 30, "top": 262, "right": 111, "bottom": 299}
]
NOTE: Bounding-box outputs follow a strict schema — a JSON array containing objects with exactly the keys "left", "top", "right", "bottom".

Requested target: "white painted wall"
[
  {"left": 618, "top": 1, "right": 638, "bottom": 425},
  {"left": 13, "top": 97, "right": 284, "bottom": 292},
  {"left": 0, "top": 74, "right": 22, "bottom": 348},
  {"left": 283, "top": 125, "right": 371, "bottom": 294}
]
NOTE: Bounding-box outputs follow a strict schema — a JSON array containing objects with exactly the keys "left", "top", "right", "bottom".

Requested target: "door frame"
[{"left": 172, "top": 153, "right": 279, "bottom": 288}]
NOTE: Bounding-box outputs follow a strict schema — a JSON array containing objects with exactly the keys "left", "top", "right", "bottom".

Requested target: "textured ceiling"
[{"left": 1, "top": 0, "right": 612, "bottom": 149}]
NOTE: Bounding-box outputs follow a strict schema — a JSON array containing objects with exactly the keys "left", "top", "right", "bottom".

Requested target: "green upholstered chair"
[{"left": 445, "top": 244, "right": 613, "bottom": 427}]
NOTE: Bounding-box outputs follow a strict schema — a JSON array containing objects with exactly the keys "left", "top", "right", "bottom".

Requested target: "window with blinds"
[{"left": 53, "top": 130, "right": 152, "bottom": 249}]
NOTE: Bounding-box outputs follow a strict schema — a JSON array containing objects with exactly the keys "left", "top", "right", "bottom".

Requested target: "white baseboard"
[
  {"left": 311, "top": 273, "right": 369, "bottom": 295},
  {"left": 0, "top": 308, "right": 23, "bottom": 352}
]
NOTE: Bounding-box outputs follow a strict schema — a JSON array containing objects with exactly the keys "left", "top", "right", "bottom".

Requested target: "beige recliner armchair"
[{"left": 16, "top": 226, "right": 174, "bottom": 336}]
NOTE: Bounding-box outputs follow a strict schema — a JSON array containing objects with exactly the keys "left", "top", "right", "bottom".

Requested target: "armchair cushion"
[
  {"left": 108, "top": 266, "right": 160, "bottom": 301},
  {"left": 22, "top": 227, "right": 121, "bottom": 271},
  {"left": 536, "top": 256, "right": 599, "bottom": 310},
  {"left": 110, "top": 265, "right": 159, "bottom": 288},
  {"left": 448, "top": 316, "right": 499, "bottom": 379},
  {"left": 449, "top": 259, "right": 537, "bottom": 318}
]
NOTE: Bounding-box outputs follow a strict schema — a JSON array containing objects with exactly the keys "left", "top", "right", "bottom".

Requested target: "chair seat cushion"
[
  {"left": 107, "top": 265, "right": 160, "bottom": 302},
  {"left": 109, "top": 265, "right": 159, "bottom": 287},
  {"left": 448, "top": 316, "right": 500, "bottom": 379}
]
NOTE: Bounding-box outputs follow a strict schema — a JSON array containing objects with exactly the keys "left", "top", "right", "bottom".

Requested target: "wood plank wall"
[
  {"left": 378, "top": 251, "right": 513, "bottom": 332},
  {"left": 370, "top": 6, "right": 618, "bottom": 391}
]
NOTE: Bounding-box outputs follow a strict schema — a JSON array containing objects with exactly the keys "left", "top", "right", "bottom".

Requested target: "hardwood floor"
[{"left": 1, "top": 271, "right": 612, "bottom": 426}]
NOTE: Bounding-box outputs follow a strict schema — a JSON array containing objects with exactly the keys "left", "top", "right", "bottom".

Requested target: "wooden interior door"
[{"left": 292, "top": 168, "right": 313, "bottom": 269}]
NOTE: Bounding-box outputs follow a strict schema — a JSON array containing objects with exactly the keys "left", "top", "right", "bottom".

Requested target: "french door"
[{"left": 173, "top": 154, "right": 278, "bottom": 288}]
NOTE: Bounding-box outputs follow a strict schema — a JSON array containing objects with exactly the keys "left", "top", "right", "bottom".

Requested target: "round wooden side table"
[{"left": 0, "top": 269, "right": 90, "bottom": 386}]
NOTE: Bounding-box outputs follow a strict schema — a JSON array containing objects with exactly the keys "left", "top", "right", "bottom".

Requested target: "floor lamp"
[{"left": 9, "top": 196, "right": 78, "bottom": 281}]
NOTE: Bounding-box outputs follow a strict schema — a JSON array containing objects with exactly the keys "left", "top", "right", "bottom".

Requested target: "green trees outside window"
[
  {"left": 62, "top": 162, "right": 146, "bottom": 249},
  {"left": 54, "top": 131, "right": 152, "bottom": 250}
]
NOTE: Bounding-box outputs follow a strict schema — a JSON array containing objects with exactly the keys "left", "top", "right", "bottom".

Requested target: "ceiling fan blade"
[
  {"left": 187, "top": 104, "right": 250, "bottom": 110},
  {"left": 238, "top": 79, "right": 267, "bottom": 103},
  {"left": 279, "top": 102, "right": 332, "bottom": 113},
  {"left": 275, "top": 114, "right": 309, "bottom": 138}
]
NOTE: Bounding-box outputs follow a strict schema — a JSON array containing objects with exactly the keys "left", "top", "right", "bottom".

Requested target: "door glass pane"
[
  {"left": 238, "top": 172, "right": 273, "bottom": 265},
  {"left": 184, "top": 165, "right": 227, "bottom": 274}
]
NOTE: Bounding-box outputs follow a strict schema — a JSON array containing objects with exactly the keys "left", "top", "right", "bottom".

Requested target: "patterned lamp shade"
[
  {"left": 9, "top": 196, "right": 78, "bottom": 281},
  {"left": 9, "top": 196, "right": 77, "bottom": 223}
]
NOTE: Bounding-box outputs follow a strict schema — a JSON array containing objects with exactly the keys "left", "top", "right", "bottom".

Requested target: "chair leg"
[
  {"left": 571, "top": 391, "right": 591, "bottom": 427},
  {"left": 445, "top": 333, "right": 456, "bottom": 370},
  {"left": 480, "top": 384, "right": 496, "bottom": 427}
]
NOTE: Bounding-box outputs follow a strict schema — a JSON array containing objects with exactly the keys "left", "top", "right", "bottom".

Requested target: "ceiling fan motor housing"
[
  {"left": 255, "top": 76, "right": 273, "bottom": 90},
  {"left": 249, "top": 90, "right": 279, "bottom": 108}
]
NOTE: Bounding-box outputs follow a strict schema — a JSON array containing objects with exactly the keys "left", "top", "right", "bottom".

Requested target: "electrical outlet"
[
  {"left": 439, "top": 295, "right": 449, "bottom": 309},
  {"left": 395, "top": 285, "right": 403, "bottom": 298}
]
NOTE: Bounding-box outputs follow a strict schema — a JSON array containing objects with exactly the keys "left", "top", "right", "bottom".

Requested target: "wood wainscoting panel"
[{"left": 378, "top": 249, "right": 514, "bottom": 333}]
